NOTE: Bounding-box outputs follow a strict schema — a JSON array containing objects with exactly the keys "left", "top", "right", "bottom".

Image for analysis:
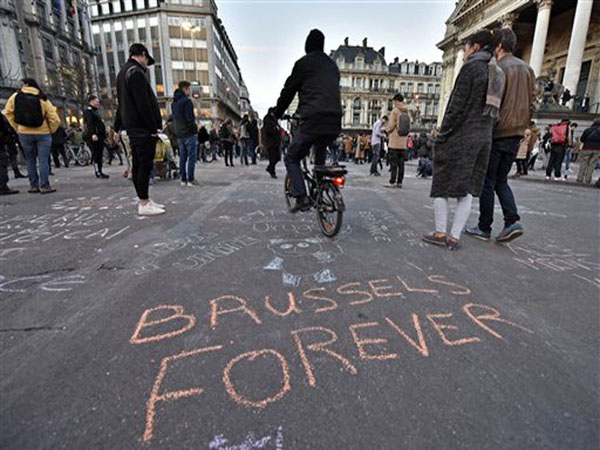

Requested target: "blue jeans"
[
  {"left": 284, "top": 130, "right": 337, "bottom": 197},
  {"left": 370, "top": 143, "right": 381, "bottom": 174},
  {"left": 564, "top": 147, "right": 573, "bottom": 171},
  {"left": 179, "top": 135, "right": 198, "bottom": 182},
  {"left": 19, "top": 133, "right": 52, "bottom": 188},
  {"left": 241, "top": 139, "right": 251, "bottom": 165},
  {"left": 478, "top": 137, "right": 521, "bottom": 233}
]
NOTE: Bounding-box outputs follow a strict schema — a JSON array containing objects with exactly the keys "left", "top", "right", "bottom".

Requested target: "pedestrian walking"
[
  {"left": 209, "top": 125, "right": 219, "bottom": 161},
  {"left": 115, "top": 43, "right": 164, "bottom": 216},
  {"left": 51, "top": 124, "right": 69, "bottom": 169},
  {"left": 263, "top": 108, "right": 281, "bottom": 179},
  {"left": 3, "top": 78, "right": 60, "bottom": 194},
  {"left": 576, "top": 118, "right": 600, "bottom": 185},
  {"left": 423, "top": 29, "right": 504, "bottom": 251},
  {"left": 172, "top": 81, "right": 199, "bottom": 187},
  {"left": 248, "top": 113, "right": 259, "bottom": 164},
  {"left": 84, "top": 95, "right": 109, "bottom": 179},
  {"left": 546, "top": 119, "right": 570, "bottom": 181},
  {"left": 385, "top": 93, "right": 410, "bottom": 188},
  {"left": 563, "top": 122, "right": 578, "bottom": 178},
  {"left": 466, "top": 28, "right": 534, "bottom": 243},
  {"left": 239, "top": 114, "right": 251, "bottom": 166},
  {"left": 370, "top": 115, "right": 387, "bottom": 176},
  {"left": 220, "top": 119, "right": 235, "bottom": 167},
  {"left": 198, "top": 124, "right": 210, "bottom": 162}
]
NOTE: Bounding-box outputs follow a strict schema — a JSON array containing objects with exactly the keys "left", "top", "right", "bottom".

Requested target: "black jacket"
[
  {"left": 115, "top": 58, "right": 161, "bottom": 138},
  {"left": 52, "top": 125, "right": 67, "bottom": 146},
  {"left": 83, "top": 105, "right": 106, "bottom": 144},
  {"left": 198, "top": 126, "right": 209, "bottom": 144},
  {"left": 581, "top": 123, "right": 600, "bottom": 150},
  {"left": 274, "top": 51, "right": 342, "bottom": 135},
  {"left": 262, "top": 114, "right": 281, "bottom": 149},
  {"left": 248, "top": 119, "right": 259, "bottom": 143},
  {"left": 172, "top": 89, "right": 197, "bottom": 139}
]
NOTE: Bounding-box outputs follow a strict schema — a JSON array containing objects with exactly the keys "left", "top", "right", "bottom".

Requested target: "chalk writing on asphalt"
[{"left": 128, "top": 272, "right": 534, "bottom": 443}]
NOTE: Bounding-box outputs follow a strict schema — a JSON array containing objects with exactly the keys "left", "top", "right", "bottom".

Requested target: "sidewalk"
[{"left": 509, "top": 161, "right": 599, "bottom": 189}]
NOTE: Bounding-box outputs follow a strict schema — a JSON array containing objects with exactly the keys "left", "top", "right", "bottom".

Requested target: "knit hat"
[{"left": 305, "top": 29, "right": 325, "bottom": 54}]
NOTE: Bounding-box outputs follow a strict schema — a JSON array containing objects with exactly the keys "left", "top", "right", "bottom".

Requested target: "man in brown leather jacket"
[{"left": 466, "top": 28, "right": 535, "bottom": 244}]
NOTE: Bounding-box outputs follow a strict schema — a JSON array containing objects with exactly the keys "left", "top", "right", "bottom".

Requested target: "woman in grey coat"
[{"left": 423, "top": 30, "right": 503, "bottom": 251}]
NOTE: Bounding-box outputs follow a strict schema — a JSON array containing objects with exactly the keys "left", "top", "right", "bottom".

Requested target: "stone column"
[
  {"left": 529, "top": 0, "right": 553, "bottom": 76},
  {"left": 563, "top": 0, "right": 593, "bottom": 107},
  {"left": 453, "top": 47, "right": 464, "bottom": 82}
]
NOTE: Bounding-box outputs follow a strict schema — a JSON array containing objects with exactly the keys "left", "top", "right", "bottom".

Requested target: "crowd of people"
[{"left": 1, "top": 33, "right": 598, "bottom": 238}]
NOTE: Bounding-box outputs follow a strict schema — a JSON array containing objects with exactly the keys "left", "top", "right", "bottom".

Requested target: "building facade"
[
  {"left": 0, "top": 0, "right": 97, "bottom": 122},
  {"left": 438, "top": 0, "right": 600, "bottom": 123},
  {"left": 330, "top": 37, "right": 442, "bottom": 134},
  {"left": 89, "top": 0, "right": 247, "bottom": 124}
]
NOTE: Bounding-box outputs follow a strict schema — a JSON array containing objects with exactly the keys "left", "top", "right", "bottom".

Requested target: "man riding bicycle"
[{"left": 272, "top": 29, "right": 342, "bottom": 213}]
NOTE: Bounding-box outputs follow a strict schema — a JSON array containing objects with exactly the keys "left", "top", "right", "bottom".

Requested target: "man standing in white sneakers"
[{"left": 115, "top": 43, "right": 164, "bottom": 216}]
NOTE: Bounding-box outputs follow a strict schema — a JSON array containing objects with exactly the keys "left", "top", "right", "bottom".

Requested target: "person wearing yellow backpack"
[{"left": 4, "top": 78, "right": 60, "bottom": 194}]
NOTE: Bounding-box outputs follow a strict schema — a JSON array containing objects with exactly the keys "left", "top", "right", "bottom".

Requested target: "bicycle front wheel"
[{"left": 316, "top": 183, "right": 344, "bottom": 238}]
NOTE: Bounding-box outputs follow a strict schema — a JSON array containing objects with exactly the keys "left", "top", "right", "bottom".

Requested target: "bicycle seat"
[{"left": 314, "top": 165, "right": 348, "bottom": 175}]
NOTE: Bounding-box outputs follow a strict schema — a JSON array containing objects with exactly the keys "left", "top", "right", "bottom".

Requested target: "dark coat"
[
  {"left": 198, "top": 126, "right": 209, "bottom": 144},
  {"left": 83, "top": 105, "right": 106, "bottom": 144},
  {"left": 262, "top": 114, "right": 281, "bottom": 149},
  {"left": 115, "top": 58, "right": 161, "bottom": 138},
  {"left": 431, "top": 52, "right": 494, "bottom": 198},
  {"left": 52, "top": 125, "right": 67, "bottom": 146},
  {"left": 273, "top": 51, "right": 342, "bottom": 136},
  {"left": 172, "top": 89, "right": 197, "bottom": 139},
  {"left": 581, "top": 123, "right": 600, "bottom": 150}
]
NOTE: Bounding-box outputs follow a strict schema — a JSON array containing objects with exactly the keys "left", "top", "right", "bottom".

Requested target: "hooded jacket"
[
  {"left": 3, "top": 86, "right": 60, "bottom": 135},
  {"left": 172, "top": 89, "right": 197, "bottom": 139},
  {"left": 273, "top": 30, "right": 342, "bottom": 135},
  {"left": 115, "top": 58, "right": 162, "bottom": 138},
  {"left": 581, "top": 122, "right": 600, "bottom": 151}
]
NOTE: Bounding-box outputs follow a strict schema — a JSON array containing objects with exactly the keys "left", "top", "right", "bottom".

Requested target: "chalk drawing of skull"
[{"left": 264, "top": 237, "right": 344, "bottom": 287}]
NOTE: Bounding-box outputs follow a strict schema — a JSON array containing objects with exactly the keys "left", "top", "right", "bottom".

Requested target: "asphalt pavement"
[{"left": 1, "top": 159, "right": 598, "bottom": 449}]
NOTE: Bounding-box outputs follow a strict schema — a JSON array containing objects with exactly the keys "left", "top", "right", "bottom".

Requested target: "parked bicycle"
[{"left": 66, "top": 143, "right": 92, "bottom": 166}]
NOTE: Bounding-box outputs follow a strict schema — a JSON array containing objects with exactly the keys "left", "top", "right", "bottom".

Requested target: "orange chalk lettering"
[
  {"left": 143, "top": 345, "right": 223, "bottom": 442},
  {"left": 349, "top": 322, "right": 398, "bottom": 360},
  {"left": 337, "top": 282, "right": 374, "bottom": 306},
  {"left": 385, "top": 314, "right": 429, "bottom": 357},
  {"left": 302, "top": 288, "right": 338, "bottom": 313},
  {"left": 264, "top": 293, "right": 302, "bottom": 317},
  {"left": 222, "top": 349, "right": 291, "bottom": 408},
  {"left": 368, "top": 279, "right": 404, "bottom": 298},
  {"left": 396, "top": 275, "right": 438, "bottom": 294},
  {"left": 291, "top": 326, "right": 357, "bottom": 387},
  {"left": 210, "top": 295, "right": 262, "bottom": 330},
  {"left": 427, "top": 313, "right": 480, "bottom": 346},
  {"left": 130, "top": 305, "right": 196, "bottom": 344},
  {"left": 463, "top": 303, "right": 534, "bottom": 340},
  {"left": 427, "top": 275, "right": 471, "bottom": 296}
]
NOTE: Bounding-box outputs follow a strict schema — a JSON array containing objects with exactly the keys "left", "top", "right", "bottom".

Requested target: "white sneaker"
[
  {"left": 180, "top": 181, "right": 187, "bottom": 187},
  {"left": 545, "top": 176, "right": 551, "bottom": 181},
  {"left": 150, "top": 199, "right": 165, "bottom": 209},
  {"left": 553, "top": 177, "right": 562, "bottom": 182},
  {"left": 138, "top": 202, "right": 165, "bottom": 216},
  {"left": 187, "top": 181, "right": 199, "bottom": 187}
]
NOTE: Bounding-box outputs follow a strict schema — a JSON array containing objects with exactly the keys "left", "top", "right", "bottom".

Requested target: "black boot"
[{"left": 289, "top": 196, "right": 311, "bottom": 214}]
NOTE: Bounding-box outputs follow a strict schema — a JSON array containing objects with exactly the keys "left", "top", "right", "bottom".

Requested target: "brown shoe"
[
  {"left": 422, "top": 232, "right": 447, "bottom": 247},
  {"left": 40, "top": 186, "right": 57, "bottom": 194},
  {"left": 447, "top": 237, "right": 461, "bottom": 251},
  {"left": 28, "top": 186, "right": 40, "bottom": 194},
  {"left": 0, "top": 187, "right": 19, "bottom": 195}
]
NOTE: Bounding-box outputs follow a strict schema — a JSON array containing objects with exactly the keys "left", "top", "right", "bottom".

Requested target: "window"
[
  {"left": 407, "top": 83, "right": 413, "bottom": 93},
  {"left": 91, "top": 4, "right": 99, "bottom": 16},
  {"left": 427, "top": 84, "right": 433, "bottom": 94},
  {"left": 58, "top": 44, "right": 69, "bottom": 63},
  {"left": 136, "top": 0, "right": 145, "bottom": 10},
  {"left": 101, "top": 2, "right": 110, "bottom": 14},
  {"left": 112, "top": 1, "right": 122, "bottom": 13},
  {"left": 353, "top": 98, "right": 361, "bottom": 109},
  {"left": 435, "top": 84, "right": 441, "bottom": 95},
  {"left": 41, "top": 36, "right": 54, "bottom": 60},
  {"left": 124, "top": 0, "right": 133, "bottom": 11},
  {"left": 417, "top": 83, "right": 424, "bottom": 93}
]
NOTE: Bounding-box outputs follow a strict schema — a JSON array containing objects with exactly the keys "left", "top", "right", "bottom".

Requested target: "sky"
[{"left": 216, "top": 0, "right": 457, "bottom": 116}]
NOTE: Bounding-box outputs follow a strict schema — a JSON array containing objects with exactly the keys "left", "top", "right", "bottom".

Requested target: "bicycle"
[
  {"left": 66, "top": 143, "right": 92, "bottom": 166},
  {"left": 284, "top": 159, "right": 347, "bottom": 238}
]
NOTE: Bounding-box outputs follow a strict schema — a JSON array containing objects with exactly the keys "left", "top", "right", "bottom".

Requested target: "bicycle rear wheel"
[{"left": 316, "top": 183, "right": 344, "bottom": 238}]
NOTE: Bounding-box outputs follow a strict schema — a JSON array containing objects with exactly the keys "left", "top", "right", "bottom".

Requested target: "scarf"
[{"left": 466, "top": 49, "right": 505, "bottom": 119}]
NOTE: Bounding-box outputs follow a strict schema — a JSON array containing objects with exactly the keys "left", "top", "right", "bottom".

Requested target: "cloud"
[{"left": 237, "top": 45, "right": 291, "bottom": 53}]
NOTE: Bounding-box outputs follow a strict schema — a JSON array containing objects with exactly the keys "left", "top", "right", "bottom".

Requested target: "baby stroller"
[{"left": 154, "top": 133, "right": 179, "bottom": 179}]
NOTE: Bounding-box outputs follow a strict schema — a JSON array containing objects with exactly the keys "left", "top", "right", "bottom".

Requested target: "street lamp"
[{"left": 182, "top": 22, "right": 200, "bottom": 84}]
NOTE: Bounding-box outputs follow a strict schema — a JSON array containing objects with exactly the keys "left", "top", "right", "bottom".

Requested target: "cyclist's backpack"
[
  {"left": 397, "top": 111, "right": 411, "bottom": 137},
  {"left": 14, "top": 92, "right": 44, "bottom": 128},
  {"left": 550, "top": 122, "right": 568, "bottom": 144}
]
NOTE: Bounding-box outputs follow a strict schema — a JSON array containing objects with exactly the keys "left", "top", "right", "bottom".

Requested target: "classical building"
[
  {"left": 438, "top": 0, "right": 600, "bottom": 124},
  {"left": 89, "top": 0, "right": 248, "bottom": 123},
  {"left": 0, "top": 0, "right": 97, "bottom": 122},
  {"left": 330, "top": 38, "right": 442, "bottom": 134}
]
